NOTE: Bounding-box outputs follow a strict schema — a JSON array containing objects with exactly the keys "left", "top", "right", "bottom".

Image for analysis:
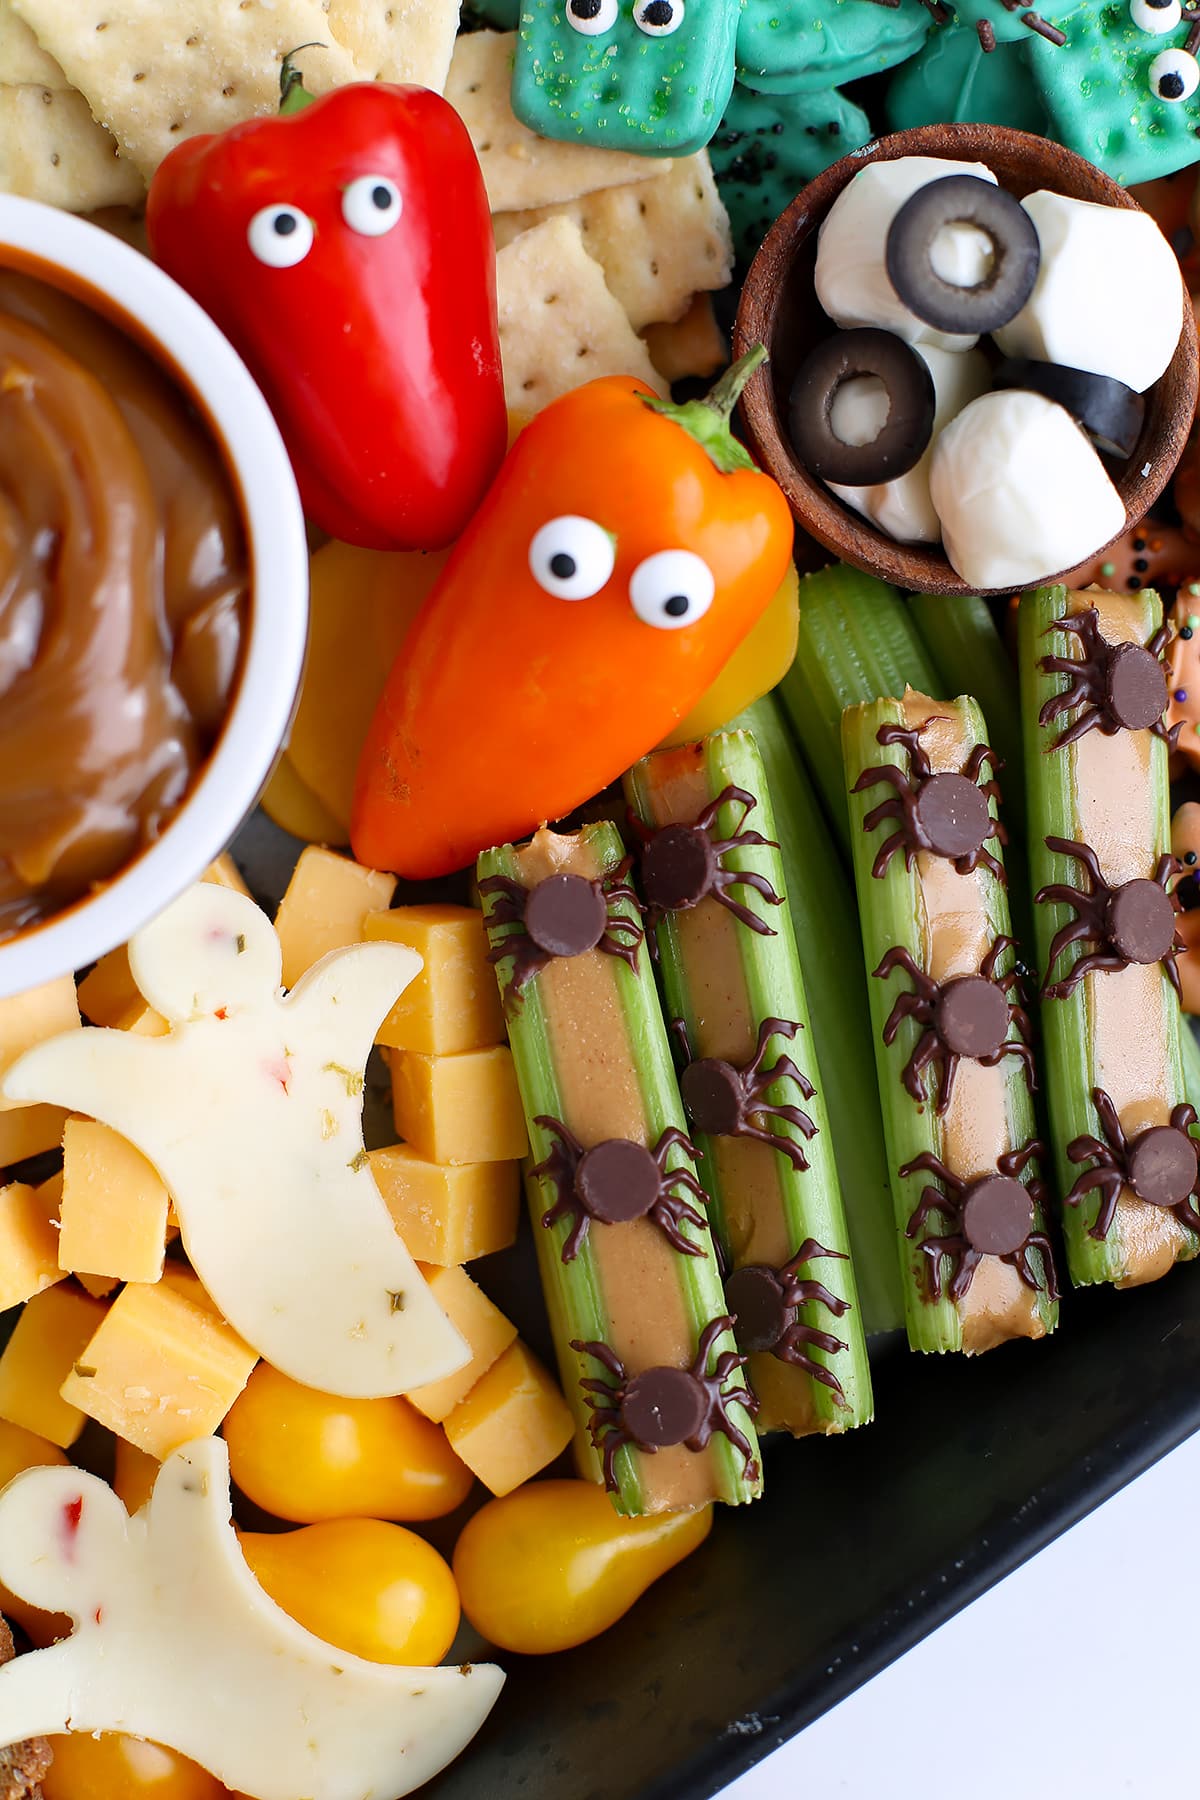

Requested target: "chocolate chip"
[
  {"left": 1106, "top": 879, "right": 1177, "bottom": 965},
  {"left": 639, "top": 823, "right": 717, "bottom": 912},
  {"left": 725, "top": 1264, "right": 788, "bottom": 1353},
  {"left": 524, "top": 874, "right": 607, "bottom": 958},
  {"left": 680, "top": 1058, "right": 743, "bottom": 1136},
  {"left": 960, "top": 1174, "right": 1034, "bottom": 1257},
  {"left": 1104, "top": 642, "right": 1167, "bottom": 732},
  {"left": 621, "top": 1366, "right": 707, "bottom": 1447},
  {"left": 1128, "top": 1125, "right": 1198, "bottom": 1208},
  {"left": 913, "top": 772, "right": 992, "bottom": 860},
  {"left": 934, "top": 975, "right": 1010, "bottom": 1059},
  {"left": 575, "top": 1139, "right": 661, "bottom": 1225}
]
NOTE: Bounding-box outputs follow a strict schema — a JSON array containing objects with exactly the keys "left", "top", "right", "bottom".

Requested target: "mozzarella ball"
[
  {"left": 992, "top": 190, "right": 1182, "bottom": 393},
  {"left": 814, "top": 156, "right": 999, "bottom": 354},
  {"left": 929, "top": 390, "right": 1126, "bottom": 589},
  {"left": 829, "top": 345, "right": 990, "bottom": 544}
]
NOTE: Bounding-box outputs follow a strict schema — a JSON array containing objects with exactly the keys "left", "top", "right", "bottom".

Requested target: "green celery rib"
[
  {"left": 478, "top": 823, "right": 760, "bottom": 1513},
  {"left": 843, "top": 695, "right": 1058, "bottom": 1352},
  {"left": 1181, "top": 1020, "right": 1200, "bottom": 1118},
  {"left": 625, "top": 730, "right": 874, "bottom": 1432},
  {"left": 1019, "top": 585, "right": 1192, "bottom": 1286},
  {"left": 907, "top": 593, "right": 1024, "bottom": 832},
  {"left": 732, "top": 696, "right": 903, "bottom": 1336},
  {"left": 777, "top": 564, "right": 941, "bottom": 852}
]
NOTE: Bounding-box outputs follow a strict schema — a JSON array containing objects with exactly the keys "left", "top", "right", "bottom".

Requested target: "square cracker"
[
  {"left": 326, "top": 0, "right": 460, "bottom": 93},
  {"left": 642, "top": 294, "right": 727, "bottom": 385},
  {"left": 0, "top": 85, "right": 144, "bottom": 210},
  {"left": 446, "top": 31, "right": 669, "bottom": 213},
  {"left": 492, "top": 152, "right": 733, "bottom": 332},
  {"left": 0, "top": 0, "right": 66, "bottom": 86},
  {"left": 9, "top": 0, "right": 359, "bottom": 180},
  {"left": 497, "top": 215, "right": 665, "bottom": 421}
]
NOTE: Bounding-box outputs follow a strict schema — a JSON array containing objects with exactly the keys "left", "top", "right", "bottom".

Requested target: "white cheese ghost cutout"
[
  {"left": 0, "top": 1438, "right": 504, "bottom": 1800},
  {"left": 3, "top": 884, "right": 468, "bottom": 1397}
]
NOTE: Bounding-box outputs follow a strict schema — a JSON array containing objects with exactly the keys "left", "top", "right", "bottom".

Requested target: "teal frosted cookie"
[
  {"left": 735, "top": 0, "right": 930, "bottom": 97},
  {"left": 709, "top": 84, "right": 872, "bottom": 263},
  {"left": 1027, "top": 0, "right": 1200, "bottom": 185},
  {"left": 511, "top": 0, "right": 741, "bottom": 155},
  {"left": 886, "top": 18, "right": 1049, "bottom": 134}
]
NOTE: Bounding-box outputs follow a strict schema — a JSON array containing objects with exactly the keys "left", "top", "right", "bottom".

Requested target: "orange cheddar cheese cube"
[
  {"left": 75, "top": 1271, "right": 119, "bottom": 1300},
  {"left": 203, "top": 853, "right": 251, "bottom": 896},
  {"left": 113, "top": 1436, "right": 159, "bottom": 1513},
  {"left": 274, "top": 845, "right": 397, "bottom": 989},
  {"left": 404, "top": 1266, "right": 518, "bottom": 1423},
  {"left": 59, "top": 1273, "right": 257, "bottom": 1459},
  {"left": 76, "top": 947, "right": 168, "bottom": 1035},
  {"left": 364, "top": 905, "right": 504, "bottom": 1055},
  {"left": 442, "top": 1340, "right": 574, "bottom": 1496},
  {"left": 59, "top": 1119, "right": 170, "bottom": 1285},
  {"left": 0, "top": 1284, "right": 108, "bottom": 1447},
  {"left": 0, "top": 1103, "right": 68, "bottom": 1169},
  {"left": 368, "top": 1145, "right": 520, "bottom": 1265},
  {"left": 0, "top": 977, "right": 79, "bottom": 1111},
  {"left": 0, "top": 1176, "right": 64, "bottom": 1312},
  {"left": 389, "top": 1046, "right": 527, "bottom": 1165}
]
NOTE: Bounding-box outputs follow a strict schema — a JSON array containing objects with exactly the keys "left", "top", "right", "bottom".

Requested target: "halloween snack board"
[{"left": 7, "top": 4, "right": 1200, "bottom": 1799}]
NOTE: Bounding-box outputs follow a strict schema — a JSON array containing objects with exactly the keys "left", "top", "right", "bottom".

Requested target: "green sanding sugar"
[{"left": 1101, "top": 562, "right": 1116, "bottom": 577}]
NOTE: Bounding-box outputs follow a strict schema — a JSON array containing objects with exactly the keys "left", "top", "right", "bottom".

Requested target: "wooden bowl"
[{"left": 733, "top": 122, "right": 1200, "bottom": 597}]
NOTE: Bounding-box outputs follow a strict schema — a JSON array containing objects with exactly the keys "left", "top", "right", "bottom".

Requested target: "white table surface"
[{"left": 721, "top": 1428, "right": 1200, "bottom": 1800}]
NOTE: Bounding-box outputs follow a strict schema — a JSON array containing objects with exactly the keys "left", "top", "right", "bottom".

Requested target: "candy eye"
[
  {"left": 1130, "top": 0, "right": 1181, "bottom": 31},
  {"left": 565, "top": 0, "right": 618, "bottom": 33},
  {"left": 247, "top": 204, "right": 313, "bottom": 268},
  {"left": 529, "top": 516, "right": 616, "bottom": 599},
  {"left": 629, "top": 550, "right": 714, "bottom": 631},
  {"left": 342, "top": 174, "right": 403, "bottom": 237},
  {"left": 634, "top": 0, "right": 684, "bottom": 31},
  {"left": 1149, "top": 45, "right": 1200, "bottom": 100}
]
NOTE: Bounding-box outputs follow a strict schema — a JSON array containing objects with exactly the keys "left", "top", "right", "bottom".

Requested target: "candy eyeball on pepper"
[
  {"left": 247, "top": 203, "right": 313, "bottom": 268},
  {"left": 341, "top": 174, "right": 402, "bottom": 236},
  {"left": 929, "top": 389, "right": 1126, "bottom": 590},
  {"left": 992, "top": 190, "right": 1183, "bottom": 394},
  {"left": 629, "top": 549, "right": 715, "bottom": 630},
  {"left": 529, "top": 516, "right": 616, "bottom": 599}
]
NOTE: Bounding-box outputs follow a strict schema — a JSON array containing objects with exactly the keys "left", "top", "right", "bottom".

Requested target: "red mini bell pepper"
[
  {"left": 146, "top": 65, "right": 505, "bottom": 551},
  {"left": 352, "top": 349, "right": 795, "bottom": 878}
]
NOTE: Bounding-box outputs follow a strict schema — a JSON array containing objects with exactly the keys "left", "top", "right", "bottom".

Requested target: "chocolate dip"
[
  {"left": 0, "top": 270, "right": 247, "bottom": 940},
  {"left": 900, "top": 691, "right": 1047, "bottom": 1353}
]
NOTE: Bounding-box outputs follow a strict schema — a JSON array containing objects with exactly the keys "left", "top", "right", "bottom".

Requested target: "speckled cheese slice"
[
  {"left": 3, "top": 885, "right": 469, "bottom": 1398},
  {"left": 0, "top": 1438, "right": 504, "bottom": 1800}
]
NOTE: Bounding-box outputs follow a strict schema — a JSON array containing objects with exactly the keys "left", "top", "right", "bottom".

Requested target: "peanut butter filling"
[
  {"left": 510, "top": 828, "right": 716, "bottom": 1511},
  {"left": 901, "top": 691, "right": 1045, "bottom": 1352},
  {"left": 1064, "top": 590, "right": 1183, "bottom": 1284}
]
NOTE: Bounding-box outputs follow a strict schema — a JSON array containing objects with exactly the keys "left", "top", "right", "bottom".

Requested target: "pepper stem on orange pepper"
[{"left": 642, "top": 343, "right": 768, "bottom": 476}]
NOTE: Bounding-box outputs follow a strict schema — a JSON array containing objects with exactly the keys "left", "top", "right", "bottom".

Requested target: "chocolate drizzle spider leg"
[
  {"left": 531, "top": 1116, "right": 711, "bottom": 1263},
  {"left": 478, "top": 861, "right": 645, "bottom": 1002},
  {"left": 629, "top": 783, "right": 784, "bottom": 935},
  {"left": 898, "top": 1140, "right": 1058, "bottom": 1302},
  {"left": 725, "top": 1239, "right": 852, "bottom": 1399},
  {"left": 1065, "top": 1088, "right": 1200, "bottom": 1241},
  {"left": 1038, "top": 604, "right": 1178, "bottom": 750},
  {"left": 874, "top": 937, "right": 1035, "bottom": 1114},
  {"left": 680, "top": 1017, "right": 819, "bottom": 1173},
  {"left": 1035, "top": 835, "right": 1184, "bottom": 1000},
  {"left": 851, "top": 719, "right": 1007, "bottom": 883}
]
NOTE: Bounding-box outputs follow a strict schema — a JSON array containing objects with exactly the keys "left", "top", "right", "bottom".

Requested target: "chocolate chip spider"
[
  {"left": 531, "top": 1117, "right": 710, "bottom": 1264},
  {"left": 628, "top": 784, "right": 784, "bottom": 935},
  {"left": 1065, "top": 1087, "right": 1200, "bottom": 1242},
  {"left": 724, "top": 1240, "right": 850, "bottom": 1398},
  {"left": 571, "top": 1317, "right": 760, "bottom": 1495},
  {"left": 1039, "top": 606, "right": 1178, "bottom": 751},
  {"left": 875, "top": 936, "right": 1035, "bottom": 1115},
  {"left": 898, "top": 1140, "right": 1058, "bottom": 1303},
  {"left": 1035, "top": 835, "right": 1184, "bottom": 1002},
  {"left": 478, "top": 861, "right": 644, "bottom": 1000},
  {"left": 852, "top": 720, "right": 1006, "bottom": 883},
  {"left": 679, "top": 1016, "right": 818, "bottom": 1173}
]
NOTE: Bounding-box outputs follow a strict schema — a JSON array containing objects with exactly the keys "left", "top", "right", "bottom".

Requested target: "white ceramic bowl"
[{"left": 0, "top": 195, "right": 308, "bottom": 1001}]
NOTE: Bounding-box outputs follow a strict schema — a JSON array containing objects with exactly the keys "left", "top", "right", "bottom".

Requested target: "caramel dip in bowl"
[{"left": 0, "top": 197, "right": 308, "bottom": 998}]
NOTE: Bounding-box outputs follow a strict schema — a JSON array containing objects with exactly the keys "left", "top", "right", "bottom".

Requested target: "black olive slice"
[
  {"left": 787, "top": 327, "right": 936, "bottom": 486},
  {"left": 885, "top": 175, "right": 1041, "bottom": 335},
  {"left": 992, "top": 358, "right": 1146, "bottom": 459}
]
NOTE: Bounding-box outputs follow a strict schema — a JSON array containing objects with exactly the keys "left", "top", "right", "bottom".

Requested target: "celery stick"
[
  {"left": 1019, "top": 584, "right": 1194, "bottom": 1288},
  {"left": 843, "top": 695, "right": 1058, "bottom": 1353},
  {"left": 907, "top": 593, "right": 1024, "bottom": 829},
  {"left": 625, "top": 730, "right": 873, "bottom": 1434},
  {"left": 778, "top": 564, "right": 941, "bottom": 850},
  {"left": 478, "top": 823, "right": 760, "bottom": 1514},
  {"left": 731, "top": 696, "right": 903, "bottom": 1336}
]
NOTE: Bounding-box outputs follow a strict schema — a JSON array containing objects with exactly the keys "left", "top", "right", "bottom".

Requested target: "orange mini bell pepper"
[{"left": 352, "top": 349, "right": 793, "bottom": 879}]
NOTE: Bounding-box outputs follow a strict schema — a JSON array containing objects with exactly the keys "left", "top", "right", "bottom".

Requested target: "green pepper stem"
[
  {"left": 279, "top": 46, "right": 323, "bottom": 113},
  {"left": 642, "top": 344, "right": 769, "bottom": 476}
]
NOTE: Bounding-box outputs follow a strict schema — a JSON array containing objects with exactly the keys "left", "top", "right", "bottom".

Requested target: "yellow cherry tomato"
[
  {"left": 259, "top": 750, "right": 348, "bottom": 846},
  {"left": 239, "top": 1519, "right": 459, "bottom": 1665},
  {"left": 41, "top": 1732, "right": 225, "bottom": 1800},
  {"left": 453, "top": 1479, "right": 712, "bottom": 1655},
  {"left": 0, "top": 1420, "right": 70, "bottom": 1646},
  {"left": 223, "top": 1362, "right": 474, "bottom": 1523},
  {"left": 659, "top": 562, "right": 799, "bottom": 749}
]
